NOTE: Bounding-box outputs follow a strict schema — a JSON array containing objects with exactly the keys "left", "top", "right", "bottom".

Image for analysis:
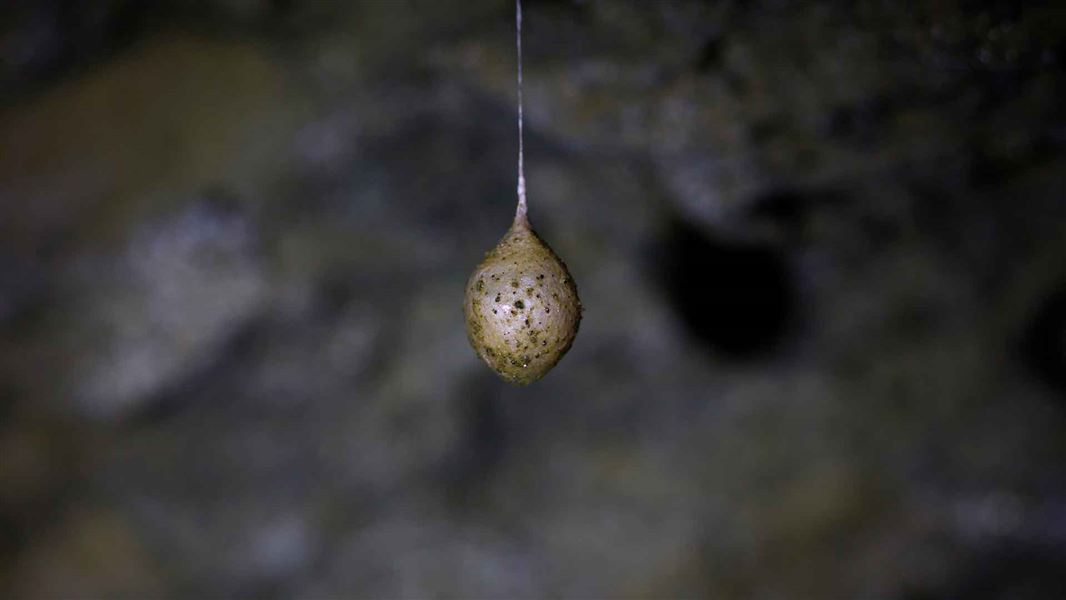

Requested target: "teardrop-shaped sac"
[{"left": 464, "top": 218, "right": 581, "bottom": 385}]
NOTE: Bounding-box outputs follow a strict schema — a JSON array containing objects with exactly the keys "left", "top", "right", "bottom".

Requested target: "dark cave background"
[{"left": 2, "top": 0, "right": 1065, "bottom": 597}]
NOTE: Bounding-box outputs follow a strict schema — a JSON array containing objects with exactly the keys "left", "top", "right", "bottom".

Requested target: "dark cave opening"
[{"left": 654, "top": 217, "right": 797, "bottom": 360}]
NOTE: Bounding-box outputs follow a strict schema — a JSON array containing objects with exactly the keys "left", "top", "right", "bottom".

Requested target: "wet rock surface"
[{"left": 1, "top": 1, "right": 1065, "bottom": 597}]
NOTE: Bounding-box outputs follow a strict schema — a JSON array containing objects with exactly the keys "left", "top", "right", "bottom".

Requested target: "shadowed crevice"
[{"left": 654, "top": 217, "right": 796, "bottom": 359}]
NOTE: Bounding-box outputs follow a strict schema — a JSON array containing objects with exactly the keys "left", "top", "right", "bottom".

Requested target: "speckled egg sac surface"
[{"left": 464, "top": 221, "right": 581, "bottom": 385}]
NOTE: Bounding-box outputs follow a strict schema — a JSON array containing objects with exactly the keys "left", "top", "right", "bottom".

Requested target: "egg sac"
[{"left": 464, "top": 219, "right": 581, "bottom": 385}]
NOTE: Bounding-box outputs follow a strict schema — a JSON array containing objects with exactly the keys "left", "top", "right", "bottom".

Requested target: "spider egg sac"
[{"left": 464, "top": 216, "right": 581, "bottom": 385}]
